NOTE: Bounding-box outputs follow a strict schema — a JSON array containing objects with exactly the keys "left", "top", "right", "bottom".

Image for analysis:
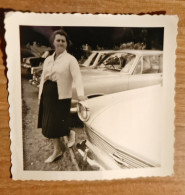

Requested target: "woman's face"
[{"left": 53, "top": 34, "right": 67, "bottom": 54}]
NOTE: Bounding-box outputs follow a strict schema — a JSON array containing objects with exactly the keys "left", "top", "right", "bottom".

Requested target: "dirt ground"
[{"left": 22, "top": 71, "right": 97, "bottom": 171}]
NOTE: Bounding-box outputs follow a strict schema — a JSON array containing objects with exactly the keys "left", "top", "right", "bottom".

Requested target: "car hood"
[{"left": 84, "top": 85, "right": 163, "bottom": 165}]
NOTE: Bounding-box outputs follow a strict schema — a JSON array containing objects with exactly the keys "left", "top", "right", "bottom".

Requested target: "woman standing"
[{"left": 38, "top": 29, "right": 85, "bottom": 163}]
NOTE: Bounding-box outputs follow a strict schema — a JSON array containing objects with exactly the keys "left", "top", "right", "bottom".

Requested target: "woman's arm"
[
  {"left": 69, "top": 57, "right": 85, "bottom": 100},
  {"left": 38, "top": 60, "right": 46, "bottom": 100}
]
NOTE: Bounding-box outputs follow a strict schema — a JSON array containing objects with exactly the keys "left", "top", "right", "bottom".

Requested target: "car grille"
[{"left": 85, "top": 126, "right": 159, "bottom": 169}]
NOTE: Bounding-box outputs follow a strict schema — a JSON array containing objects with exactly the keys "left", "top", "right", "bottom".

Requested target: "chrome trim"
[
  {"left": 77, "top": 102, "right": 90, "bottom": 122},
  {"left": 85, "top": 125, "right": 160, "bottom": 169}
]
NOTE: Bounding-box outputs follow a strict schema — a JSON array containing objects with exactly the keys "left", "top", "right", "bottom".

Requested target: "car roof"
[
  {"left": 120, "top": 49, "right": 163, "bottom": 55},
  {"left": 91, "top": 50, "right": 116, "bottom": 53},
  {"left": 91, "top": 49, "right": 163, "bottom": 55}
]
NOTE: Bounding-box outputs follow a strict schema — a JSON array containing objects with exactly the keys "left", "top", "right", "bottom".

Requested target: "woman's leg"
[
  {"left": 67, "top": 130, "right": 76, "bottom": 147},
  {"left": 45, "top": 138, "right": 63, "bottom": 163}
]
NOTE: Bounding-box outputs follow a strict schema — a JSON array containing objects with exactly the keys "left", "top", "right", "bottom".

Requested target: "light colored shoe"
[
  {"left": 67, "top": 130, "right": 76, "bottom": 148},
  {"left": 44, "top": 151, "right": 63, "bottom": 163}
]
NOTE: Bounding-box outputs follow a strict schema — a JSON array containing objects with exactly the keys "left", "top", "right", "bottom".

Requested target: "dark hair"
[{"left": 50, "top": 29, "right": 71, "bottom": 48}]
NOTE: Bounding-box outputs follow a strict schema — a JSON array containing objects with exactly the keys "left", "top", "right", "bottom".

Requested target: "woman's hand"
[{"left": 78, "top": 96, "right": 87, "bottom": 101}]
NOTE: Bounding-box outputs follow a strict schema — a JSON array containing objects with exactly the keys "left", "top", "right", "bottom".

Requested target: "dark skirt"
[{"left": 38, "top": 80, "right": 71, "bottom": 138}]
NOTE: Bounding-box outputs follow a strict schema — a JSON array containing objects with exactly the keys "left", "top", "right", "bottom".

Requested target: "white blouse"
[{"left": 39, "top": 50, "right": 84, "bottom": 100}]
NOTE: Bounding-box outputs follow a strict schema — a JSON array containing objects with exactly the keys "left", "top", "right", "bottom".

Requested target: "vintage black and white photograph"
[{"left": 5, "top": 13, "right": 177, "bottom": 180}]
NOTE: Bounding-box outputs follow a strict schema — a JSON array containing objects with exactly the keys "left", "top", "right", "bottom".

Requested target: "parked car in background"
[
  {"left": 22, "top": 49, "right": 54, "bottom": 71},
  {"left": 77, "top": 85, "right": 162, "bottom": 170},
  {"left": 71, "top": 50, "right": 163, "bottom": 112},
  {"left": 22, "top": 49, "right": 54, "bottom": 84}
]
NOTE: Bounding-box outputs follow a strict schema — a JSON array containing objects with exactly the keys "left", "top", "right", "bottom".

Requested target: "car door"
[
  {"left": 82, "top": 70, "right": 129, "bottom": 98},
  {"left": 128, "top": 54, "right": 163, "bottom": 90}
]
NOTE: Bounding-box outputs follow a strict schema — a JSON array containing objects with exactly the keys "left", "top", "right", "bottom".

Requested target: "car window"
[
  {"left": 97, "top": 53, "right": 113, "bottom": 65},
  {"left": 120, "top": 54, "right": 136, "bottom": 73},
  {"left": 90, "top": 53, "right": 99, "bottom": 66},
  {"left": 102, "top": 53, "right": 136, "bottom": 72},
  {"left": 133, "top": 54, "right": 163, "bottom": 75},
  {"left": 133, "top": 56, "right": 143, "bottom": 74},
  {"left": 81, "top": 52, "right": 94, "bottom": 65},
  {"left": 102, "top": 54, "right": 122, "bottom": 71},
  {"left": 142, "top": 55, "right": 162, "bottom": 74}
]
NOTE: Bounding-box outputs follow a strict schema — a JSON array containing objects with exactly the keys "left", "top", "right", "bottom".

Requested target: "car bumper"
[
  {"left": 31, "top": 66, "right": 42, "bottom": 75},
  {"left": 80, "top": 125, "right": 159, "bottom": 170},
  {"left": 77, "top": 139, "right": 121, "bottom": 170},
  {"left": 70, "top": 99, "right": 79, "bottom": 113},
  {"left": 22, "top": 63, "right": 31, "bottom": 69}
]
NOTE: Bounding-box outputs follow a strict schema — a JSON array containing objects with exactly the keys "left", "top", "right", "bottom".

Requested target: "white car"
[
  {"left": 77, "top": 85, "right": 163, "bottom": 170},
  {"left": 71, "top": 50, "right": 163, "bottom": 112}
]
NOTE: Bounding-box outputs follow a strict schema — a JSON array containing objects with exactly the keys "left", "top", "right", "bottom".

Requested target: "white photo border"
[{"left": 5, "top": 12, "right": 178, "bottom": 180}]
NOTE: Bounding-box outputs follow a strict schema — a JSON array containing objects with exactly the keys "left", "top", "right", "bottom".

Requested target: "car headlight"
[{"left": 77, "top": 101, "right": 90, "bottom": 122}]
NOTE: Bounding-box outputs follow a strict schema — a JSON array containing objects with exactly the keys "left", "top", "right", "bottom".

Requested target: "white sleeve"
[
  {"left": 38, "top": 59, "right": 47, "bottom": 99},
  {"left": 69, "top": 56, "right": 84, "bottom": 97}
]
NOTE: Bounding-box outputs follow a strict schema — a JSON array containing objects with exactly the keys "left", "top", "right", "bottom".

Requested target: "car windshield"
[
  {"left": 81, "top": 52, "right": 96, "bottom": 66},
  {"left": 82, "top": 52, "right": 115, "bottom": 67},
  {"left": 89, "top": 52, "right": 114, "bottom": 66},
  {"left": 102, "top": 52, "right": 136, "bottom": 73},
  {"left": 97, "top": 53, "right": 114, "bottom": 65}
]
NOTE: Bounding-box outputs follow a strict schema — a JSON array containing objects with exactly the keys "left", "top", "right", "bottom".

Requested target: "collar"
[{"left": 52, "top": 50, "right": 67, "bottom": 60}]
